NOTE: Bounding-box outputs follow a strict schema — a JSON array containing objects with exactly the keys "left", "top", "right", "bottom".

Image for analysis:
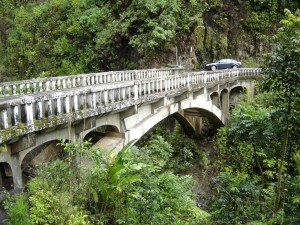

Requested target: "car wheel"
[
  {"left": 211, "top": 65, "right": 216, "bottom": 71},
  {"left": 232, "top": 65, "right": 237, "bottom": 69}
]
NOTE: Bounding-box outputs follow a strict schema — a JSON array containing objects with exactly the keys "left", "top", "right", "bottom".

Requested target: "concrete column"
[
  {"left": 4, "top": 86, "right": 9, "bottom": 96},
  {"left": 134, "top": 71, "right": 139, "bottom": 80},
  {"left": 151, "top": 81, "right": 154, "bottom": 93},
  {"left": 52, "top": 80, "right": 56, "bottom": 90},
  {"left": 167, "top": 78, "right": 170, "bottom": 91},
  {"left": 26, "top": 83, "right": 31, "bottom": 93},
  {"left": 94, "top": 75, "right": 98, "bottom": 84},
  {"left": 103, "top": 90, "right": 108, "bottom": 104},
  {"left": 126, "top": 87, "right": 131, "bottom": 99},
  {"left": 121, "top": 87, "right": 126, "bottom": 100},
  {"left": 195, "top": 117, "right": 203, "bottom": 135},
  {"left": 56, "top": 98, "right": 62, "bottom": 115},
  {"left": 77, "top": 77, "right": 81, "bottom": 87},
  {"left": 45, "top": 81, "right": 50, "bottom": 91},
  {"left": 72, "top": 77, "right": 76, "bottom": 87},
  {"left": 57, "top": 79, "right": 61, "bottom": 89},
  {"left": 0, "top": 109, "right": 9, "bottom": 129},
  {"left": 38, "top": 82, "right": 43, "bottom": 92},
  {"left": 91, "top": 93, "right": 96, "bottom": 109},
  {"left": 19, "top": 84, "right": 24, "bottom": 95},
  {"left": 86, "top": 76, "right": 90, "bottom": 86},
  {"left": 221, "top": 90, "right": 229, "bottom": 117},
  {"left": 73, "top": 95, "right": 78, "bottom": 111},
  {"left": 25, "top": 103, "right": 34, "bottom": 126},
  {"left": 62, "top": 79, "right": 67, "bottom": 89},
  {"left": 116, "top": 88, "right": 120, "bottom": 101},
  {"left": 143, "top": 83, "right": 146, "bottom": 95},
  {"left": 160, "top": 80, "right": 163, "bottom": 92},
  {"left": 140, "top": 83, "right": 143, "bottom": 96},
  {"left": 134, "top": 84, "right": 138, "bottom": 100},
  {"left": 12, "top": 85, "right": 16, "bottom": 95},
  {"left": 67, "top": 78, "right": 71, "bottom": 88},
  {"left": 36, "top": 101, "right": 43, "bottom": 119},
  {"left": 64, "top": 96, "right": 70, "bottom": 113},
  {"left": 91, "top": 75, "right": 95, "bottom": 85},
  {"left": 45, "top": 99, "right": 53, "bottom": 117},
  {"left": 97, "top": 92, "right": 102, "bottom": 105},
  {"left": 12, "top": 105, "right": 20, "bottom": 126},
  {"left": 11, "top": 154, "right": 23, "bottom": 190},
  {"left": 110, "top": 89, "right": 115, "bottom": 103},
  {"left": 147, "top": 82, "right": 151, "bottom": 95}
]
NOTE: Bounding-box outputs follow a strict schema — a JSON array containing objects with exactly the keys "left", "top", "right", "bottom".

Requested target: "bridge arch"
[
  {"left": 124, "top": 96, "right": 225, "bottom": 145},
  {"left": 174, "top": 107, "right": 224, "bottom": 138},
  {"left": 21, "top": 140, "right": 63, "bottom": 166}
]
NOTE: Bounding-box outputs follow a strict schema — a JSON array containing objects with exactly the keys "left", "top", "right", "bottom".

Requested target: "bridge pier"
[
  {"left": 11, "top": 154, "right": 23, "bottom": 190},
  {"left": 93, "top": 131, "right": 125, "bottom": 156}
]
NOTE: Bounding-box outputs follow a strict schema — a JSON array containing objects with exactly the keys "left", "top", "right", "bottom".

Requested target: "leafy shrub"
[
  {"left": 210, "top": 173, "right": 272, "bottom": 224},
  {"left": 28, "top": 173, "right": 90, "bottom": 225},
  {"left": 85, "top": 140, "right": 210, "bottom": 224},
  {"left": 6, "top": 194, "right": 33, "bottom": 225}
]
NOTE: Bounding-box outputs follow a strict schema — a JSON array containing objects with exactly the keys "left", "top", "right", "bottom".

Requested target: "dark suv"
[{"left": 205, "top": 59, "right": 242, "bottom": 70}]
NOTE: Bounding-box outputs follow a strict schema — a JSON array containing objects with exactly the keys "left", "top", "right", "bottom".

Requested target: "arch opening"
[
  {"left": 84, "top": 125, "right": 120, "bottom": 144},
  {"left": 21, "top": 140, "right": 64, "bottom": 185},
  {"left": 138, "top": 107, "right": 224, "bottom": 142},
  {"left": 0, "top": 162, "right": 13, "bottom": 190},
  {"left": 229, "top": 86, "right": 246, "bottom": 111},
  {"left": 210, "top": 92, "right": 219, "bottom": 108}
]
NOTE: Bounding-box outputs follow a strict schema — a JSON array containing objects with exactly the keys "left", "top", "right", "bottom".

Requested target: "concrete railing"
[
  {"left": 0, "top": 68, "right": 261, "bottom": 143},
  {"left": 0, "top": 67, "right": 184, "bottom": 97}
]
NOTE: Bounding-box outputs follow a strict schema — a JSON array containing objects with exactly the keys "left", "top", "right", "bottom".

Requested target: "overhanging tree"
[{"left": 261, "top": 9, "right": 300, "bottom": 211}]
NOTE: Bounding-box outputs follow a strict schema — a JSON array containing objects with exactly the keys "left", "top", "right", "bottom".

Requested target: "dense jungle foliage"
[
  {"left": 0, "top": 0, "right": 299, "bottom": 80},
  {"left": 0, "top": 1, "right": 300, "bottom": 224}
]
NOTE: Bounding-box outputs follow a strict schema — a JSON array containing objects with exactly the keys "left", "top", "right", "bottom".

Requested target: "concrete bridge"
[{"left": 0, "top": 67, "right": 261, "bottom": 189}]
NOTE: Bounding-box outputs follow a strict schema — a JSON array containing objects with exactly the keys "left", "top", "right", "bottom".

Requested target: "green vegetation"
[
  {"left": 5, "top": 194, "right": 32, "bottom": 225},
  {"left": 210, "top": 9, "right": 300, "bottom": 224},
  {"left": 1, "top": 0, "right": 299, "bottom": 79},
  {"left": 0, "top": 0, "right": 206, "bottom": 80},
  {"left": 4, "top": 137, "right": 209, "bottom": 224},
  {"left": 1, "top": 2, "right": 300, "bottom": 225}
]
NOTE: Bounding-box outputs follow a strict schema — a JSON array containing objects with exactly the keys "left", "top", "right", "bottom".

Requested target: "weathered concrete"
[{"left": 0, "top": 68, "right": 261, "bottom": 189}]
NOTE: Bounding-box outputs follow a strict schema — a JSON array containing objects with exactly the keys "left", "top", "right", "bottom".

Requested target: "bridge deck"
[{"left": 0, "top": 68, "right": 261, "bottom": 144}]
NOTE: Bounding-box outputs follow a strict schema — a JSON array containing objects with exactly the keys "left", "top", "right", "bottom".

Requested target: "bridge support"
[
  {"left": 93, "top": 131, "right": 125, "bottom": 156},
  {"left": 11, "top": 154, "right": 22, "bottom": 190}
]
